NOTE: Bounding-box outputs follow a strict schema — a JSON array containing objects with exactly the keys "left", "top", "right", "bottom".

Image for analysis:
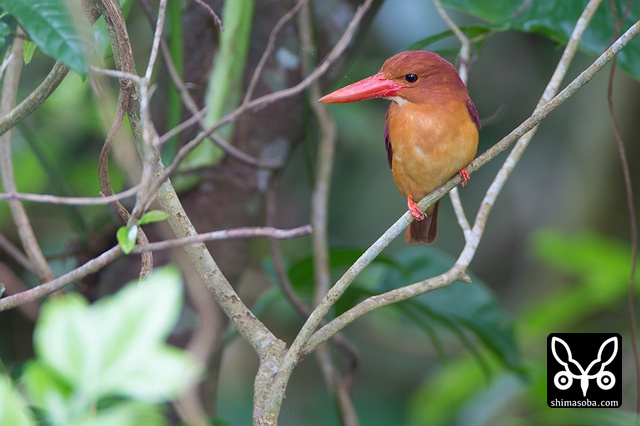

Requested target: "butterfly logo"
[{"left": 551, "top": 336, "right": 617, "bottom": 397}]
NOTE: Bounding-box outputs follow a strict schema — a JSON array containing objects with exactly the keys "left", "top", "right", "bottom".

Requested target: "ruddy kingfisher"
[{"left": 319, "top": 50, "right": 480, "bottom": 243}]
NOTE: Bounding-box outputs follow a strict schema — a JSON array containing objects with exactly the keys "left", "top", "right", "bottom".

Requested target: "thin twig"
[
  {"left": 243, "top": 0, "right": 308, "bottom": 103},
  {"left": 159, "top": 107, "right": 208, "bottom": 145},
  {"left": 0, "top": 31, "right": 54, "bottom": 283},
  {"left": 0, "top": 246, "right": 122, "bottom": 311},
  {"left": 131, "top": 225, "right": 312, "bottom": 253},
  {"left": 0, "top": 186, "right": 140, "bottom": 205},
  {"left": 0, "top": 233, "right": 34, "bottom": 272},
  {"left": 434, "top": 0, "right": 473, "bottom": 236},
  {"left": 90, "top": 65, "right": 142, "bottom": 83},
  {"left": 433, "top": 0, "right": 471, "bottom": 81},
  {"left": 0, "top": 262, "right": 40, "bottom": 321},
  {"left": 191, "top": 0, "right": 224, "bottom": 31},
  {"left": 0, "top": 61, "right": 69, "bottom": 138},
  {"left": 143, "top": 0, "right": 166, "bottom": 84}
]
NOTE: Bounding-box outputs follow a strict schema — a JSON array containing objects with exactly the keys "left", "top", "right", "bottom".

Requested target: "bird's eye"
[{"left": 404, "top": 74, "right": 418, "bottom": 83}]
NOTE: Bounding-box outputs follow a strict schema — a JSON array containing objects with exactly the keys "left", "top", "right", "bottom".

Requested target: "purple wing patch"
[
  {"left": 384, "top": 111, "right": 392, "bottom": 169},
  {"left": 466, "top": 97, "right": 482, "bottom": 130}
]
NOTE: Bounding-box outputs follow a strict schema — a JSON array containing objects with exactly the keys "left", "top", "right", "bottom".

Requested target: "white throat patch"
[{"left": 388, "top": 96, "right": 408, "bottom": 107}]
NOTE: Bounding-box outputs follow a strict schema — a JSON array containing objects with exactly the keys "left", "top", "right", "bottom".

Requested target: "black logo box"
[{"left": 547, "top": 333, "right": 622, "bottom": 407}]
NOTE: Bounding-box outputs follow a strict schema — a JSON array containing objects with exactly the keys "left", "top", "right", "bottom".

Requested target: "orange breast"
[{"left": 387, "top": 97, "right": 478, "bottom": 201}]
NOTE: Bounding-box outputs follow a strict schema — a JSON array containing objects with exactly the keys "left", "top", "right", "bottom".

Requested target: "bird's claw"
[
  {"left": 459, "top": 168, "right": 470, "bottom": 188},
  {"left": 407, "top": 197, "right": 425, "bottom": 221}
]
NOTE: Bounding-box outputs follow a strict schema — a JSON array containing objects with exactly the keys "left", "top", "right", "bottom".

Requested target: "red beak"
[{"left": 318, "top": 73, "right": 404, "bottom": 104}]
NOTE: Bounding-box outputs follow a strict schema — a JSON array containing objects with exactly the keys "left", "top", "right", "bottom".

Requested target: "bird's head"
[{"left": 319, "top": 50, "right": 467, "bottom": 106}]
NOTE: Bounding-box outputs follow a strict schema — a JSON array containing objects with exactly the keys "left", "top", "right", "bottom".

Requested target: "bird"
[{"left": 319, "top": 50, "right": 480, "bottom": 243}]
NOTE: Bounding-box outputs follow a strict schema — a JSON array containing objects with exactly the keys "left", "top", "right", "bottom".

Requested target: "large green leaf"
[
  {"left": 32, "top": 266, "right": 200, "bottom": 411},
  {"left": 442, "top": 0, "right": 640, "bottom": 80},
  {"left": 0, "top": 0, "right": 92, "bottom": 76},
  {"left": 381, "top": 248, "right": 523, "bottom": 373}
]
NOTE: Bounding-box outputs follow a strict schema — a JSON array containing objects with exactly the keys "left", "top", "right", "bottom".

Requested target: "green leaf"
[
  {"left": 0, "top": 0, "right": 93, "bottom": 76},
  {"left": 117, "top": 225, "right": 138, "bottom": 254},
  {"left": 136, "top": 210, "right": 170, "bottom": 226},
  {"left": 33, "top": 266, "right": 201, "bottom": 406},
  {"left": 442, "top": 0, "right": 640, "bottom": 80},
  {"left": 0, "top": 374, "right": 35, "bottom": 426},
  {"left": 382, "top": 248, "right": 523, "bottom": 373},
  {"left": 22, "top": 40, "right": 35, "bottom": 64}
]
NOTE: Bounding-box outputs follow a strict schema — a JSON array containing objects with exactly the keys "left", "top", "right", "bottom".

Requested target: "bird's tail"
[{"left": 405, "top": 201, "right": 439, "bottom": 244}]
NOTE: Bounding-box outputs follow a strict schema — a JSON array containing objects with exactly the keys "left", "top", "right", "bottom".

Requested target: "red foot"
[
  {"left": 459, "top": 168, "right": 470, "bottom": 188},
  {"left": 407, "top": 196, "right": 425, "bottom": 221}
]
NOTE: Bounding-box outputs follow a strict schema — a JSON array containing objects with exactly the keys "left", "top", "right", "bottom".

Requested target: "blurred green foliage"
[
  {"left": 0, "top": 267, "right": 200, "bottom": 426},
  {"left": 405, "top": 229, "right": 636, "bottom": 425}
]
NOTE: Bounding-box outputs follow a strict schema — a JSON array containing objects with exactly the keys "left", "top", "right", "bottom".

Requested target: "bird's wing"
[
  {"left": 466, "top": 97, "right": 482, "bottom": 130},
  {"left": 384, "top": 109, "right": 393, "bottom": 169}
]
